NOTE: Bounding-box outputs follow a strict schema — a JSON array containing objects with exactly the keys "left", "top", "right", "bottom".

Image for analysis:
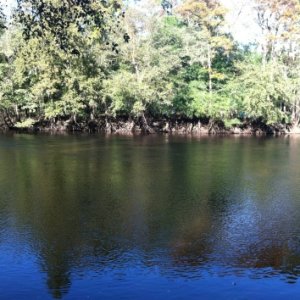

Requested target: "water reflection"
[{"left": 0, "top": 134, "right": 300, "bottom": 298}]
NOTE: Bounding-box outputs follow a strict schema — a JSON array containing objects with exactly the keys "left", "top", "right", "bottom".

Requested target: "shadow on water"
[{"left": 1, "top": 134, "right": 300, "bottom": 297}]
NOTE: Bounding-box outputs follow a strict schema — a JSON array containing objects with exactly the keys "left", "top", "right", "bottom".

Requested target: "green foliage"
[
  {"left": 2, "top": 0, "right": 123, "bottom": 124},
  {"left": 0, "top": 7, "right": 5, "bottom": 36},
  {"left": 15, "top": 118, "right": 36, "bottom": 128},
  {"left": 224, "top": 118, "right": 242, "bottom": 129},
  {"left": 15, "top": 0, "right": 122, "bottom": 51},
  {"left": 0, "top": 0, "right": 300, "bottom": 130},
  {"left": 228, "top": 55, "right": 290, "bottom": 124}
]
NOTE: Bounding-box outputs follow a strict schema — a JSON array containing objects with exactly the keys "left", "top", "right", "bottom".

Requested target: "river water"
[{"left": 0, "top": 134, "right": 300, "bottom": 299}]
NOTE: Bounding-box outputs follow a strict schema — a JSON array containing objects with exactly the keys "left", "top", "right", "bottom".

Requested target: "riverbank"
[{"left": 1, "top": 117, "right": 299, "bottom": 135}]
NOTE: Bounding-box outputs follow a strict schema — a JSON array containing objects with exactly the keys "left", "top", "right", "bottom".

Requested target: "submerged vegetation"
[{"left": 1, "top": 0, "right": 300, "bottom": 134}]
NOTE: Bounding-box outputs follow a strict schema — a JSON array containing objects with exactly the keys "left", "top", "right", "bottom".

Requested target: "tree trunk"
[
  {"left": 208, "top": 45, "right": 212, "bottom": 95},
  {"left": 141, "top": 113, "right": 154, "bottom": 133},
  {"left": 15, "top": 105, "right": 20, "bottom": 122}
]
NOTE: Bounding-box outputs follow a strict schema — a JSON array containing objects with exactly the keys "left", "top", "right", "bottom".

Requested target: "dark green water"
[{"left": 1, "top": 134, "right": 300, "bottom": 299}]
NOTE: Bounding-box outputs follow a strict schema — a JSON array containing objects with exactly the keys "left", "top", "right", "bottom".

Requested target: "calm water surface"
[{"left": 0, "top": 134, "right": 300, "bottom": 299}]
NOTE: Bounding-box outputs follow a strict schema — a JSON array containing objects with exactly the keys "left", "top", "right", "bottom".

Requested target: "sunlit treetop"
[
  {"left": 254, "top": 0, "right": 300, "bottom": 60},
  {"left": 176, "top": 0, "right": 228, "bottom": 33}
]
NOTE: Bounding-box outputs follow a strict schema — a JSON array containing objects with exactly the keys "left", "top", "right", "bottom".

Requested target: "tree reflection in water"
[{"left": 0, "top": 134, "right": 300, "bottom": 297}]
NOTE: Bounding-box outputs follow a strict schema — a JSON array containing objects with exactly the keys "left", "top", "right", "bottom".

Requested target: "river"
[{"left": 0, "top": 134, "right": 300, "bottom": 299}]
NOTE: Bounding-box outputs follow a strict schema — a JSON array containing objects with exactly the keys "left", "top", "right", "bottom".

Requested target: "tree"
[
  {"left": 0, "top": 7, "right": 5, "bottom": 35},
  {"left": 229, "top": 54, "right": 290, "bottom": 125},
  {"left": 177, "top": 0, "right": 232, "bottom": 93},
  {"left": 15, "top": 0, "right": 122, "bottom": 51},
  {"left": 2, "top": 0, "right": 300, "bottom": 132},
  {"left": 2, "top": 0, "right": 124, "bottom": 127},
  {"left": 103, "top": 1, "right": 178, "bottom": 130},
  {"left": 254, "top": 0, "right": 300, "bottom": 128},
  {"left": 0, "top": 6, "right": 13, "bottom": 127},
  {"left": 255, "top": 0, "right": 300, "bottom": 63},
  {"left": 175, "top": 0, "right": 235, "bottom": 128}
]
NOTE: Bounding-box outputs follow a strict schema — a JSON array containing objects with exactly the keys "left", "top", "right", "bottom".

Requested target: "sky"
[
  {"left": 221, "top": 0, "right": 260, "bottom": 44},
  {"left": 1, "top": 0, "right": 14, "bottom": 14},
  {"left": 0, "top": 0, "right": 260, "bottom": 44}
]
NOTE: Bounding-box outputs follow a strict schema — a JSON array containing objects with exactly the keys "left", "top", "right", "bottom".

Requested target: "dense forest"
[{"left": 1, "top": 0, "right": 300, "bottom": 134}]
